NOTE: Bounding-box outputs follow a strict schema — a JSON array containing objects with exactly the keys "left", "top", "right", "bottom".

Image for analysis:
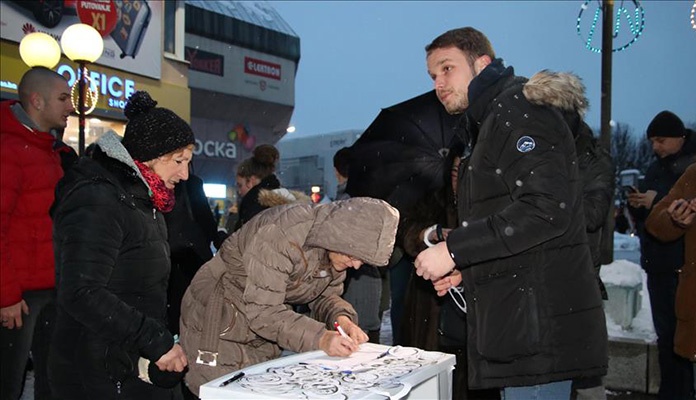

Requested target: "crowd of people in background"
[{"left": 1, "top": 24, "right": 694, "bottom": 400}]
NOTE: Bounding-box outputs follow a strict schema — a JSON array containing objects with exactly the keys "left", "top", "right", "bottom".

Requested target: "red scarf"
[{"left": 134, "top": 160, "right": 175, "bottom": 213}]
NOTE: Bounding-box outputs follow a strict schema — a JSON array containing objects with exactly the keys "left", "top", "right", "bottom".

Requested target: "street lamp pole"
[
  {"left": 77, "top": 61, "right": 87, "bottom": 155},
  {"left": 60, "top": 23, "right": 104, "bottom": 156},
  {"left": 600, "top": 0, "right": 615, "bottom": 264}
]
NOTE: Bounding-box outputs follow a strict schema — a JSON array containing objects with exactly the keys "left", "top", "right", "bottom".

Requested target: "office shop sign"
[{"left": 57, "top": 64, "right": 136, "bottom": 110}]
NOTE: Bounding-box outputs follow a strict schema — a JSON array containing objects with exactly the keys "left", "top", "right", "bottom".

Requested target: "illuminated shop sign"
[
  {"left": 0, "top": 80, "right": 18, "bottom": 90},
  {"left": 194, "top": 139, "right": 237, "bottom": 159},
  {"left": 57, "top": 64, "right": 136, "bottom": 110}
]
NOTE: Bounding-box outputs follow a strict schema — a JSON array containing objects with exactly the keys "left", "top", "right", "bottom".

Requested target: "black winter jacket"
[
  {"left": 629, "top": 131, "right": 695, "bottom": 274},
  {"left": 50, "top": 133, "right": 177, "bottom": 399},
  {"left": 446, "top": 64, "right": 607, "bottom": 389}
]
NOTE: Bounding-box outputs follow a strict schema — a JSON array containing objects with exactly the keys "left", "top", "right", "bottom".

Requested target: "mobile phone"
[{"left": 622, "top": 185, "right": 638, "bottom": 193}]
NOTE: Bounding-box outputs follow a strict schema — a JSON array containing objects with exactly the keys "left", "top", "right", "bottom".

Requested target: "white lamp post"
[{"left": 60, "top": 24, "right": 104, "bottom": 156}]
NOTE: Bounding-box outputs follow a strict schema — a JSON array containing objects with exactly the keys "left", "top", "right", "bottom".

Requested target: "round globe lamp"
[
  {"left": 19, "top": 32, "right": 61, "bottom": 69},
  {"left": 60, "top": 23, "right": 104, "bottom": 156},
  {"left": 60, "top": 23, "right": 104, "bottom": 63}
]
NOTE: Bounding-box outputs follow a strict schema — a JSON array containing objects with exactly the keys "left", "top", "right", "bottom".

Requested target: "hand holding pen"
[
  {"left": 334, "top": 321, "right": 352, "bottom": 341},
  {"left": 334, "top": 315, "right": 368, "bottom": 344},
  {"left": 318, "top": 318, "right": 362, "bottom": 356}
]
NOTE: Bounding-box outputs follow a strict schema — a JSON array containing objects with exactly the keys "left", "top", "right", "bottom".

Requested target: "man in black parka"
[
  {"left": 627, "top": 110, "right": 695, "bottom": 400},
  {"left": 415, "top": 27, "right": 607, "bottom": 398}
]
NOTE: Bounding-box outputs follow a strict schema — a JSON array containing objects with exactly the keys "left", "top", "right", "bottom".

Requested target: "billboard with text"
[{"left": 0, "top": 0, "right": 162, "bottom": 79}]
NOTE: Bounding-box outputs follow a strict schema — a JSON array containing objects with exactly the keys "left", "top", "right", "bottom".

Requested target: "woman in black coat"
[{"left": 50, "top": 92, "right": 193, "bottom": 400}]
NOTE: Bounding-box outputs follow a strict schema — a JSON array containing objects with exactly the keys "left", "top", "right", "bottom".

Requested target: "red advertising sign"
[
  {"left": 185, "top": 47, "right": 224, "bottom": 76},
  {"left": 244, "top": 57, "right": 281, "bottom": 81},
  {"left": 76, "top": 0, "right": 118, "bottom": 37}
]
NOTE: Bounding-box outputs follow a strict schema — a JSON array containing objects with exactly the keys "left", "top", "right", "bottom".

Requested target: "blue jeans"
[
  {"left": 647, "top": 272, "right": 695, "bottom": 400},
  {"left": 502, "top": 380, "right": 572, "bottom": 400}
]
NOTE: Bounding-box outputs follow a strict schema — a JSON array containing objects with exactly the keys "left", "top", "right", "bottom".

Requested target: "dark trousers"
[
  {"left": 647, "top": 272, "right": 695, "bottom": 400},
  {"left": 32, "top": 302, "right": 56, "bottom": 400},
  {"left": 389, "top": 255, "right": 412, "bottom": 346},
  {"left": 0, "top": 289, "right": 54, "bottom": 400}
]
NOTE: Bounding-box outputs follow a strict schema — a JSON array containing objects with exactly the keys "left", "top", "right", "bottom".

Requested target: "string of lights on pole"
[
  {"left": 691, "top": 0, "right": 696, "bottom": 31},
  {"left": 576, "top": 0, "right": 645, "bottom": 53},
  {"left": 19, "top": 24, "right": 104, "bottom": 155}
]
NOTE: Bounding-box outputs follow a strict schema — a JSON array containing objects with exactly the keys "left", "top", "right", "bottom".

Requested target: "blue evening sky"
[{"left": 270, "top": 1, "right": 695, "bottom": 138}]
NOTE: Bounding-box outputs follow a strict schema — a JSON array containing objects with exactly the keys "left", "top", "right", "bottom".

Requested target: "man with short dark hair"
[
  {"left": 415, "top": 27, "right": 607, "bottom": 399},
  {"left": 0, "top": 67, "right": 74, "bottom": 400}
]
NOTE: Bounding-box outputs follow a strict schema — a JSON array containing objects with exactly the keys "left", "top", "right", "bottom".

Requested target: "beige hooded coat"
[{"left": 179, "top": 197, "right": 398, "bottom": 394}]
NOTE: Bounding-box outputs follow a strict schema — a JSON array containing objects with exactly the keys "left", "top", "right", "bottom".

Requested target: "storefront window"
[
  {"left": 164, "top": 0, "right": 176, "bottom": 54},
  {"left": 63, "top": 116, "right": 125, "bottom": 153}
]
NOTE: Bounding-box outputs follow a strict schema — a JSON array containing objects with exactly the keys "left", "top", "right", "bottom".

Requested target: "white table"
[{"left": 199, "top": 343, "right": 456, "bottom": 399}]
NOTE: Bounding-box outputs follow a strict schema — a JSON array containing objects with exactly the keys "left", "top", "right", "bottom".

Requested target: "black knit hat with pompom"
[{"left": 121, "top": 91, "right": 195, "bottom": 161}]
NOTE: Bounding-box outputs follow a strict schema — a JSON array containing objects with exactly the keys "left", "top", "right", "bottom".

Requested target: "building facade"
[
  {"left": 0, "top": 0, "right": 190, "bottom": 151},
  {"left": 1, "top": 1, "right": 301, "bottom": 214},
  {"left": 183, "top": 1, "right": 300, "bottom": 206},
  {"left": 277, "top": 130, "right": 362, "bottom": 201}
]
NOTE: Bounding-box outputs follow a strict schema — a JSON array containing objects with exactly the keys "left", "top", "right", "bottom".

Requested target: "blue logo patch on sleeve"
[{"left": 516, "top": 136, "right": 536, "bottom": 153}]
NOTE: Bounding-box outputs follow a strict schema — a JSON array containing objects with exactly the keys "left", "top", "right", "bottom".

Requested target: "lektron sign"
[{"left": 244, "top": 57, "right": 281, "bottom": 80}]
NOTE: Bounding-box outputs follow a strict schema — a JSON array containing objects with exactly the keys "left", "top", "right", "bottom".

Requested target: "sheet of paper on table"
[
  {"left": 199, "top": 343, "right": 456, "bottom": 400},
  {"left": 302, "top": 342, "right": 395, "bottom": 368}
]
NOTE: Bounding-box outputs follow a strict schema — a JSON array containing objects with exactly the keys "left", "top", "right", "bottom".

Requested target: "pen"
[
  {"left": 219, "top": 371, "right": 245, "bottom": 387},
  {"left": 333, "top": 321, "right": 351, "bottom": 341}
]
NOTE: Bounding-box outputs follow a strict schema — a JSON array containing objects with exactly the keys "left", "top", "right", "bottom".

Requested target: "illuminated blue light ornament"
[{"left": 576, "top": 0, "right": 645, "bottom": 53}]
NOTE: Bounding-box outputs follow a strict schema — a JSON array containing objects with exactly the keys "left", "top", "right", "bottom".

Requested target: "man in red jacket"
[{"left": 1, "top": 67, "right": 74, "bottom": 400}]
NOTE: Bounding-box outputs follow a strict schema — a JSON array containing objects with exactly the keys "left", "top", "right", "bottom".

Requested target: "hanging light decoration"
[
  {"left": 577, "top": 0, "right": 645, "bottom": 53},
  {"left": 69, "top": 66, "right": 99, "bottom": 115},
  {"left": 691, "top": 0, "right": 696, "bottom": 31}
]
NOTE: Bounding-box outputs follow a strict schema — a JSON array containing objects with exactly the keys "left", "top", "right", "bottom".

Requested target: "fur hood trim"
[
  {"left": 523, "top": 70, "right": 589, "bottom": 117},
  {"left": 258, "top": 188, "right": 311, "bottom": 207}
]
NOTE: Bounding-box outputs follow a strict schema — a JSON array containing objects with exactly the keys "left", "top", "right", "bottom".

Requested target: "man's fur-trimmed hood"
[
  {"left": 258, "top": 188, "right": 311, "bottom": 207},
  {"left": 523, "top": 70, "right": 589, "bottom": 117}
]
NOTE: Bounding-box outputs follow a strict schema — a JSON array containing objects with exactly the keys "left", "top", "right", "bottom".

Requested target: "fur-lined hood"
[
  {"left": 523, "top": 70, "right": 589, "bottom": 117},
  {"left": 258, "top": 188, "right": 311, "bottom": 207}
]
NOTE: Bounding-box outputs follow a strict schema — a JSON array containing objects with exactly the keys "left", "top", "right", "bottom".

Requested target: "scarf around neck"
[{"left": 134, "top": 160, "right": 175, "bottom": 213}]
